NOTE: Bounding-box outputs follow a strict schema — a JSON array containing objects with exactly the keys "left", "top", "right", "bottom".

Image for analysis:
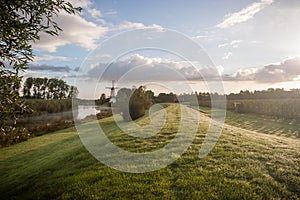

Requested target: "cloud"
[
  {"left": 230, "top": 57, "right": 300, "bottom": 82},
  {"left": 222, "top": 52, "right": 232, "bottom": 60},
  {"left": 67, "top": 0, "right": 102, "bottom": 19},
  {"left": 218, "top": 40, "right": 242, "bottom": 48},
  {"left": 33, "top": 12, "right": 108, "bottom": 52},
  {"left": 83, "top": 54, "right": 221, "bottom": 82},
  {"left": 216, "top": 0, "right": 273, "bottom": 29},
  {"left": 33, "top": 2, "right": 164, "bottom": 53},
  {"left": 28, "top": 63, "right": 73, "bottom": 72},
  {"left": 117, "top": 21, "right": 164, "bottom": 32},
  {"left": 88, "top": 8, "right": 102, "bottom": 19}
]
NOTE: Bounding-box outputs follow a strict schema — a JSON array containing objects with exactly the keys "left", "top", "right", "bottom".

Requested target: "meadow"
[{"left": 0, "top": 104, "right": 299, "bottom": 199}]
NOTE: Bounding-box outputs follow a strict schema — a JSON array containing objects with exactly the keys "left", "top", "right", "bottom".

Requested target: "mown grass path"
[{"left": 0, "top": 104, "right": 299, "bottom": 199}]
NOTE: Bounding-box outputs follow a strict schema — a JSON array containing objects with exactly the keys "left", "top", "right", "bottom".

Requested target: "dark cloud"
[{"left": 28, "top": 64, "right": 73, "bottom": 72}]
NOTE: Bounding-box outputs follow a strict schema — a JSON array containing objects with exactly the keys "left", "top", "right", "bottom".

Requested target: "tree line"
[
  {"left": 178, "top": 88, "right": 300, "bottom": 120},
  {"left": 23, "top": 77, "right": 78, "bottom": 99},
  {"left": 105, "top": 87, "right": 300, "bottom": 121}
]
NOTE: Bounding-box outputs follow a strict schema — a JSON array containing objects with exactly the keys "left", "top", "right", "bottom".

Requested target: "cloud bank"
[
  {"left": 230, "top": 57, "right": 300, "bottom": 82},
  {"left": 89, "top": 55, "right": 300, "bottom": 83},
  {"left": 28, "top": 63, "right": 73, "bottom": 72},
  {"left": 84, "top": 54, "right": 221, "bottom": 82}
]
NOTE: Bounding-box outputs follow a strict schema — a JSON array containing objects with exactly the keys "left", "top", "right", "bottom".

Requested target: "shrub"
[
  {"left": 27, "top": 120, "right": 74, "bottom": 136},
  {"left": 0, "top": 127, "right": 32, "bottom": 147},
  {"left": 96, "top": 111, "right": 113, "bottom": 120}
]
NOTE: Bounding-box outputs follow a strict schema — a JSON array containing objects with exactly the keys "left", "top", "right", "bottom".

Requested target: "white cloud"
[
  {"left": 67, "top": 0, "right": 92, "bottom": 9},
  {"left": 117, "top": 21, "right": 164, "bottom": 32},
  {"left": 218, "top": 40, "right": 242, "bottom": 48},
  {"left": 67, "top": 0, "right": 102, "bottom": 19},
  {"left": 231, "top": 57, "right": 300, "bottom": 82},
  {"left": 222, "top": 52, "right": 232, "bottom": 60},
  {"left": 88, "top": 8, "right": 102, "bottom": 18},
  {"left": 216, "top": 65, "right": 224, "bottom": 75},
  {"left": 32, "top": 1, "right": 165, "bottom": 53},
  {"left": 216, "top": 0, "right": 273, "bottom": 29},
  {"left": 33, "top": 12, "right": 108, "bottom": 52}
]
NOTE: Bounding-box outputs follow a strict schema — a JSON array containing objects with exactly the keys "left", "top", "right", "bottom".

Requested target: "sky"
[{"left": 25, "top": 0, "right": 300, "bottom": 99}]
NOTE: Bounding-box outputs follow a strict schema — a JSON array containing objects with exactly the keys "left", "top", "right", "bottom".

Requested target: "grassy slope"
[
  {"left": 0, "top": 104, "right": 299, "bottom": 199},
  {"left": 199, "top": 106, "right": 300, "bottom": 138}
]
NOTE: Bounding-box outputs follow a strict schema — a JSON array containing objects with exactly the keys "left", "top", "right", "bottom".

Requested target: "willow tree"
[{"left": 0, "top": 1, "right": 81, "bottom": 133}]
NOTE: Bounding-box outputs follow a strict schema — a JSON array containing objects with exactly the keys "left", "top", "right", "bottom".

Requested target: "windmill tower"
[{"left": 106, "top": 80, "right": 118, "bottom": 103}]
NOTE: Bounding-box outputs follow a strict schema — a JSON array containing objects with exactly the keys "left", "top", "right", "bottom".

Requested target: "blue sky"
[{"left": 27, "top": 0, "right": 300, "bottom": 98}]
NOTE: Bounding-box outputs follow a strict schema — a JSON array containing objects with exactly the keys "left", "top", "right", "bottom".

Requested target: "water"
[
  {"left": 76, "top": 105, "right": 109, "bottom": 119},
  {"left": 16, "top": 105, "right": 111, "bottom": 128}
]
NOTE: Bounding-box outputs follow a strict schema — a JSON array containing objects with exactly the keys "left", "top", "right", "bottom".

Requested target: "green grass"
[
  {"left": 1, "top": 104, "right": 300, "bottom": 199},
  {"left": 225, "top": 110, "right": 300, "bottom": 138},
  {"left": 199, "top": 106, "right": 300, "bottom": 138}
]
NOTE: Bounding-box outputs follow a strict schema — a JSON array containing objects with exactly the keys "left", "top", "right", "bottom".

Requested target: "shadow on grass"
[{"left": 0, "top": 134, "right": 100, "bottom": 199}]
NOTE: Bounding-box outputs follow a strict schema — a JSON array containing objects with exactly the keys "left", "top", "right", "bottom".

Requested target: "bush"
[
  {"left": 0, "top": 127, "right": 32, "bottom": 147},
  {"left": 25, "top": 98, "right": 73, "bottom": 114},
  {"left": 96, "top": 111, "right": 113, "bottom": 120},
  {"left": 27, "top": 120, "right": 74, "bottom": 136}
]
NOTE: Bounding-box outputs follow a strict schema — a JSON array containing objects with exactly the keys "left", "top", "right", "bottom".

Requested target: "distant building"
[{"left": 234, "top": 102, "right": 242, "bottom": 113}]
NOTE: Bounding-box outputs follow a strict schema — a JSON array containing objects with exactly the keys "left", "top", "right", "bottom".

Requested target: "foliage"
[
  {"left": 0, "top": 71, "right": 28, "bottom": 129},
  {"left": 154, "top": 92, "right": 178, "bottom": 103},
  {"left": 95, "top": 93, "right": 109, "bottom": 105},
  {"left": 27, "top": 120, "right": 74, "bottom": 137},
  {"left": 198, "top": 99, "right": 300, "bottom": 120},
  {"left": 177, "top": 88, "right": 300, "bottom": 120},
  {"left": 0, "top": 127, "right": 31, "bottom": 147},
  {"left": 0, "top": 0, "right": 81, "bottom": 71},
  {"left": 23, "top": 77, "right": 78, "bottom": 99},
  {"left": 24, "top": 98, "right": 73, "bottom": 114},
  {"left": 115, "top": 86, "right": 152, "bottom": 121},
  {"left": 0, "top": 0, "right": 80, "bottom": 133},
  {"left": 96, "top": 111, "right": 113, "bottom": 120}
]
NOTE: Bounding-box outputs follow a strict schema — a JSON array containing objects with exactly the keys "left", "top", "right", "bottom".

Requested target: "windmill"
[{"left": 106, "top": 80, "right": 119, "bottom": 103}]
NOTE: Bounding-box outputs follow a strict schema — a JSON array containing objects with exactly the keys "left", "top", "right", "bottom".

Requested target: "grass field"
[
  {"left": 199, "top": 106, "right": 300, "bottom": 138},
  {"left": 0, "top": 104, "right": 299, "bottom": 199}
]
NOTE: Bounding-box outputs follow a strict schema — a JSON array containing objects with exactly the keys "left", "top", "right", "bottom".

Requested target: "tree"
[
  {"left": 99, "top": 93, "right": 107, "bottom": 105},
  {"left": 22, "top": 77, "right": 78, "bottom": 99},
  {"left": 116, "top": 86, "right": 153, "bottom": 121},
  {"left": 68, "top": 86, "right": 78, "bottom": 98},
  {"left": 0, "top": 1, "right": 81, "bottom": 132}
]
